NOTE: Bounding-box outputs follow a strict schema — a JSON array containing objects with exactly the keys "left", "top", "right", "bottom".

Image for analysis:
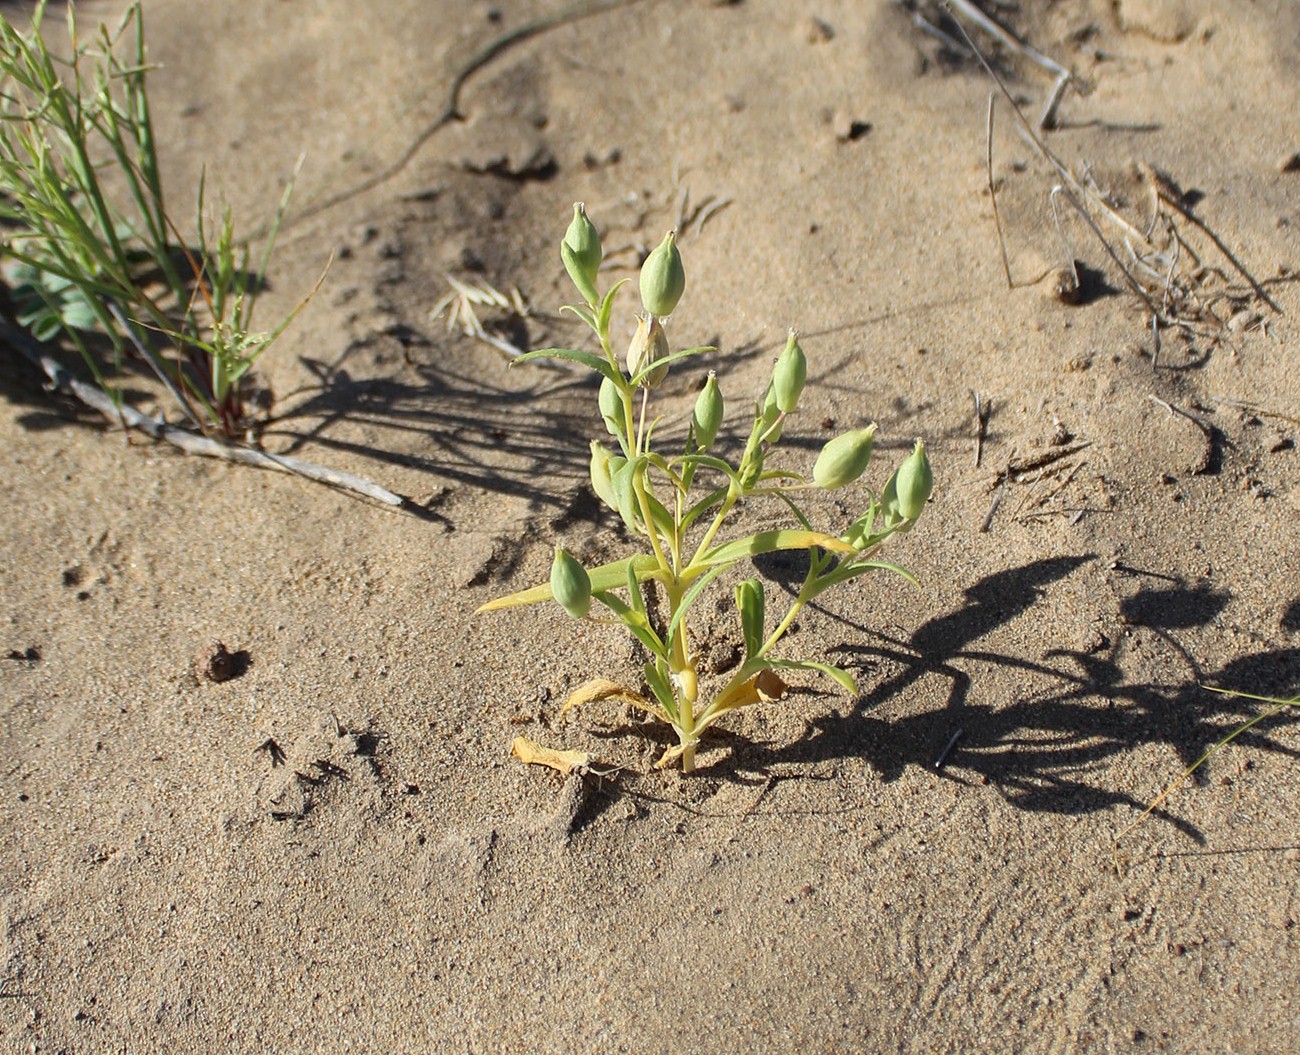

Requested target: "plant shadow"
[{"left": 714, "top": 557, "right": 1297, "bottom": 841}]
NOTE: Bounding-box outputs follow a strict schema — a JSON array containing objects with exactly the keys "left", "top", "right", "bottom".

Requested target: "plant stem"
[{"left": 689, "top": 486, "right": 738, "bottom": 566}]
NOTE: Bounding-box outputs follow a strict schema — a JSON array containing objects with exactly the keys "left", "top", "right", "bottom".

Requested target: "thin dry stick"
[
  {"left": 947, "top": 3, "right": 1191, "bottom": 319},
  {"left": 1148, "top": 393, "right": 1212, "bottom": 436},
  {"left": 1017, "top": 460, "right": 1083, "bottom": 517},
  {"left": 985, "top": 95, "right": 1013, "bottom": 290},
  {"left": 980, "top": 475, "right": 1007, "bottom": 533},
  {"left": 947, "top": 0, "right": 1068, "bottom": 80},
  {"left": 1207, "top": 394, "right": 1300, "bottom": 427},
  {"left": 3, "top": 320, "right": 405, "bottom": 507},
  {"left": 972, "top": 390, "right": 988, "bottom": 467},
  {"left": 1140, "top": 166, "right": 1281, "bottom": 314}
]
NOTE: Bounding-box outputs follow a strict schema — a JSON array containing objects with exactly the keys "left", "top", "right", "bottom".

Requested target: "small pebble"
[
  {"left": 803, "top": 16, "right": 834, "bottom": 44},
  {"left": 831, "top": 109, "right": 871, "bottom": 142},
  {"left": 1042, "top": 266, "right": 1081, "bottom": 304},
  {"left": 1279, "top": 151, "right": 1300, "bottom": 174},
  {"left": 197, "top": 641, "right": 239, "bottom": 683}
]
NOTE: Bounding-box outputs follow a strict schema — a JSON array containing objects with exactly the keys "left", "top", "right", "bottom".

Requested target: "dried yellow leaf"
[
  {"left": 562, "top": 678, "right": 667, "bottom": 721},
  {"left": 511, "top": 736, "right": 590, "bottom": 776}
]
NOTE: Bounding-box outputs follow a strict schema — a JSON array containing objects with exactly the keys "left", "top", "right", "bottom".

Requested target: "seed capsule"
[
  {"left": 626, "top": 314, "right": 670, "bottom": 387},
  {"left": 692, "top": 371, "right": 724, "bottom": 451},
  {"left": 562, "top": 203, "right": 601, "bottom": 305},
  {"left": 735, "top": 578, "right": 766, "bottom": 658},
  {"left": 895, "top": 438, "right": 933, "bottom": 519},
  {"left": 812, "top": 424, "right": 877, "bottom": 489},
  {"left": 772, "top": 332, "right": 807, "bottom": 413},
  {"left": 550, "top": 547, "right": 592, "bottom": 619},
  {"left": 639, "top": 230, "right": 685, "bottom": 317}
]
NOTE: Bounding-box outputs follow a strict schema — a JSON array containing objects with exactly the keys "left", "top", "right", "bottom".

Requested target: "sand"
[{"left": 2, "top": 1, "right": 1298, "bottom": 1051}]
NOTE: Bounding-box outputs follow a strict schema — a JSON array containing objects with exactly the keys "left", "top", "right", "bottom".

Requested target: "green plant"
[
  {"left": 0, "top": 1, "right": 308, "bottom": 439},
  {"left": 480, "top": 204, "right": 934, "bottom": 772}
]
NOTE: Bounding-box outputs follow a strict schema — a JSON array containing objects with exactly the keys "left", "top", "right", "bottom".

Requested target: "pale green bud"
[
  {"left": 550, "top": 547, "right": 591, "bottom": 619},
  {"left": 772, "top": 332, "right": 807, "bottom": 413},
  {"left": 895, "top": 439, "right": 933, "bottom": 520},
  {"left": 599, "top": 374, "right": 624, "bottom": 438},
  {"left": 692, "top": 372, "right": 723, "bottom": 451},
  {"left": 639, "top": 230, "right": 685, "bottom": 317},
  {"left": 626, "top": 314, "right": 670, "bottom": 388},
  {"left": 589, "top": 441, "right": 619, "bottom": 511},
  {"left": 812, "top": 424, "right": 877, "bottom": 489},
  {"left": 735, "top": 578, "right": 766, "bottom": 659},
  {"left": 562, "top": 203, "right": 601, "bottom": 305}
]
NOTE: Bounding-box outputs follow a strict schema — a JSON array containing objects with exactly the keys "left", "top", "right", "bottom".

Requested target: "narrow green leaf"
[
  {"left": 699, "top": 529, "right": 853, "bottom": 570},
  {"left": 626, "top": 560, "right": 648, "bottom": 621},
  {"left": 594, "top": 591, "right": 666, "bottom": 658},
  {"left": 628, "top": 345, "right": 714, "bottom": 388},
  {"left": 681, "top": 484, "right": 731, "bottom": 533},
  {"left": 644, "top": 661, "right": 678, "bottom": 722},
  {"left": 597, "top": 278, "right": 629, "bottom": 337},
  {"left": 838, "top": 559, "right": 919, "bottom": 588},
  {"left": 512, "top": 347, "right": 621, "bottom": 383},
  {"left": 767, "top": 659, "right": 859, "bottom": 697},
  {"left": 558, "top": 303, "right": 597, "bottom": 332},
  {"left": 672, "top": 452, "right": 742, "bottom": 487},
  {"left": 735, "top": 578, "right": 766, "bottom": 660},
  {"left": 666, "top": 565, "right": 724, "bottom": 650}
]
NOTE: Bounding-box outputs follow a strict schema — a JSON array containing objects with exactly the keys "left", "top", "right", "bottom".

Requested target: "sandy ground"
[{"left": 2, "top": 1, "right": 1299, "bottom": 1051}]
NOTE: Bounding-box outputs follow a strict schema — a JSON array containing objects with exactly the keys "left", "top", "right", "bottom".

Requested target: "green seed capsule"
[
  {"left": 550, "top": 547, "right": 591, "bottom": 619},
  {"left": 562, "top": 203, "right": 601, "bottom": 305},
  {"left": 692, "top": 371, "right": 724, "bottom": 451},
  {"left": 626, "top": 314, "right": 670, "bottom": 387},
  {"left": 812, "top": 424, "right": 877, "bottom": 489},
  {"left": 639, "top": 230, "right": 685, "bottom": 317},
  {"left": 895, "top": 438, "right": 933, "bottom": 519},
  {"left": 735, "top": 578, "right": 766, "bottom": 659},
  {"left": 589, "top": 441, "right": 619, "bottom": 511},
  {"left": 772, "top": 332, "right": 807, "bottom": 413}
]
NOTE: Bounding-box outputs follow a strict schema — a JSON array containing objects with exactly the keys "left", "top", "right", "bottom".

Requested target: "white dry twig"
[{"left": 3, "top": 318, "right": 405, "bottom": 507}]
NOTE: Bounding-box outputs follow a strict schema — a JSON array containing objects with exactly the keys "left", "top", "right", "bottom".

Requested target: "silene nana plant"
[{"left": 480, "top": 204, "right": 933, "bottom": 772}]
